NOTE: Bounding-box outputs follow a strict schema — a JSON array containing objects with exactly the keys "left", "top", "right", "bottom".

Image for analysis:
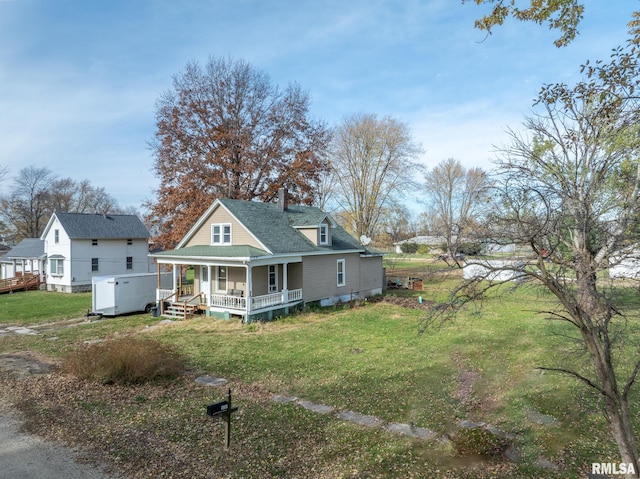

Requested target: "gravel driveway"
[{"left": 0, "top": 408, "right": 116, "bottom": 479}]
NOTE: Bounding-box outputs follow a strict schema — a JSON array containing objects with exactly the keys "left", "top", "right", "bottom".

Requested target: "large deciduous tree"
[
  {"left": 328, "top": 113, "right": 422, "bottom": 239},
  {"left": 424, "top": 158, "right": 490, "bottom": 265},
  {"left": 145, "top": 56, "right": 332, "bottom": 249},
  {"left": 426, "top": 38, "right": 640, "bottom": 476}
]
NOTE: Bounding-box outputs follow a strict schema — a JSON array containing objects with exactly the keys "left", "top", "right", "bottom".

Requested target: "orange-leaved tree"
[{"left": 145, "top": 56, "right": 331, "bottom": 250}]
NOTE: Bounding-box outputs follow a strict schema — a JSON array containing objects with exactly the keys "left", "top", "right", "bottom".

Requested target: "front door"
[{"left": 201, "top": 266, "right": 210, "bottom": 301}]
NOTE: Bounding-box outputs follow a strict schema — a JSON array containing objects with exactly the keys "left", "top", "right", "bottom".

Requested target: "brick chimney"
[{"left": 278, "top": 187, "right": 288, "bottom": 210}]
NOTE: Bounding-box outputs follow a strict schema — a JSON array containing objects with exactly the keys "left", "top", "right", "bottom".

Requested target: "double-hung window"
[
  {"left": 211, "top": 224, "right": 232, "bottom": 245},
  {"left": 50, "top": 258, "right": 64, "bottom": 276},
  {"left": 126, "top": 256, "right": 133, "bottom": 270},
  {"left": 337, "top": 259, "right": 346, "bottom": 287},
  {"left": 268, "top": 265, "right": 278, "bottom": 293},
  {"left": 91, "top": 258, "right": 99, "bottom": 272},
  {"left": 319, "top": 223, "right": 329, "bottom": 245}
]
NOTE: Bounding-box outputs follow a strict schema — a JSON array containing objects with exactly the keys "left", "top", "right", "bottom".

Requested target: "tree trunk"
[{"left": 573, "top": 251, "right": 640, "bottom": 478}]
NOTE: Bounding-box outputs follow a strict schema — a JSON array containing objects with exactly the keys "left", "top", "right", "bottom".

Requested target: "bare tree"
[
  {"left": 329, "top": 113, "right": 422, "bottom": 238},
  {"left": 145, "top": 56, "right": 332, "bottom": 249},
  {"left": 0, "top": 166, "right": 55, "bottom": 240},
  {"left": 424, "top": 158, "right": 490, "bottom": 265},
  {"left": 0, "top": 167, "right": 123, "bottom": 241},
  {"left": 50, "top": 179, "right": 119, "bottom": 214},
  {"left": 425, "top": 42, "right": 640, "bottom": 476}
]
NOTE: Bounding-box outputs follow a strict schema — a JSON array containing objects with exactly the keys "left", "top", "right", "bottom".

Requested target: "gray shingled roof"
[
  {"left": 54, "top": 212, "right": 150, "bottom": 239},
  {"left": 218, "top": 199, "right": 362, "bottom": 254},
  {"left": 153, "top": 245, "right": 268, "bottom": 259},
  {"left": 1, "top": 238, "right": 45, "bottom": 260}
]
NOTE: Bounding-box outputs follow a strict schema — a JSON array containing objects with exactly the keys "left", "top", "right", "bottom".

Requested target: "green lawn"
[{"left": 0, "top": 279, "right": 637, "bottom": 478}]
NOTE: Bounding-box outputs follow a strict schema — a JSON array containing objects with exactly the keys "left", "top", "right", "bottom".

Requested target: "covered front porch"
[{"left": 152, "top": 247, "right": 304, "bottom": 322}]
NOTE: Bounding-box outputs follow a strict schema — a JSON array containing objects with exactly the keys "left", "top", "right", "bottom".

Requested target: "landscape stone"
[
  {"left": 195, "top": 376, "right": 228, "bottom": 387},
  {"left": 337, "top": 410, "right": 382, "bottom": 427},
  {"left": 296, "top": 400, "right": 333, "bottom": 414}
]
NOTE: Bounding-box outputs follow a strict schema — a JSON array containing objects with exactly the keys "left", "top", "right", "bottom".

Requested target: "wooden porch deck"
[{"left": 0, "top": 273, "right": 42, "bottom": 294}]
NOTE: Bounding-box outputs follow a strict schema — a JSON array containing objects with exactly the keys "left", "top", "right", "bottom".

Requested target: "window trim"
[
  {"left": 215, "top": 266, "right": 228, "bottom": 293},
  {"left": 319, "top": 223, "right": 329, "bottom": 245},
  {"left": 337, "top": 259, "right": 346, "bottom": 287},
  {"left": 211, "top": 223, "right": 232, "bottom": 245},
  {"left": 268, "top": 264, "right": 278, "bottom": 293},
  {"left": 54, "top": 229, "right": 59, "bottom": 244},
  {"left": 91, "top": 258, "right": 99, "bottom": 272},
  {"left": 50, "top": 258, "right": 64, "bottom": 276}
]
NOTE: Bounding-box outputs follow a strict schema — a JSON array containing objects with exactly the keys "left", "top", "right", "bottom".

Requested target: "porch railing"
[
  {"left": 210, "top": 293, "right": 247, "bottom": 310},
  {"left": 251, "top": 288, "right": 303, "bottom": 310},
  {"left": 160, "top": 287, "right": 304, "bottom": 312}
]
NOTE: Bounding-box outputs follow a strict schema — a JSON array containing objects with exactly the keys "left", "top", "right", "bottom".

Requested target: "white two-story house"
[{"left": 41, "top": 212, "right": 153, "bottom": 292}]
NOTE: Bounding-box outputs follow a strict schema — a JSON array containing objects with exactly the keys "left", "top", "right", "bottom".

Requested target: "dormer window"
[
  {"left": 319, "top": 223, "right": 329, "bottom": 245},
  {"left": 211, "top": 223, "right": 231, "bottom": 245}
]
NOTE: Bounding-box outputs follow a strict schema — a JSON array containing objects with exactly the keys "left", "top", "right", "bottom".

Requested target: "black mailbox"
[{"left": 207, "top": 400, "right": 229, "bottom": 417}]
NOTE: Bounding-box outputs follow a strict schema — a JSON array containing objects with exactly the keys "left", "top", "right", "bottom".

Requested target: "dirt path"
[{"left": 0, "top": 353, "right": 118, "bottom": 479}]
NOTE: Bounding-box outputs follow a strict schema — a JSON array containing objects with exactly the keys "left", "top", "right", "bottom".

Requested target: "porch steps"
[{"left": 163, "top": 302, "right": 198, "bottom": 320}]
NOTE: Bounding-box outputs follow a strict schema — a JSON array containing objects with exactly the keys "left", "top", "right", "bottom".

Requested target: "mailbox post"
[{"left": 206, "top": 388, "right": 238, "bottom": 449}]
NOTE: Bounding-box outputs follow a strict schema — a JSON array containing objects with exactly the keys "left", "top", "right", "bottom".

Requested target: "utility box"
[{"left": 92, "top": 272, "right": 172, "bottom": 316}]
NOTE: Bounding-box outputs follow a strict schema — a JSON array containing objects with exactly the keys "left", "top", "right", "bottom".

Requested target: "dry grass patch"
[{"left": 62, "top": 337, "right": 186, "bottom": 384}]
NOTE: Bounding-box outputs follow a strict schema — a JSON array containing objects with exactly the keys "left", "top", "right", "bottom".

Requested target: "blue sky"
[{"left": 0, "top": 0, "right": 637, "bottom": 211}]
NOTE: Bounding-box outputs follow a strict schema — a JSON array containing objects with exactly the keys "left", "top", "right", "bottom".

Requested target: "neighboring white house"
[
  {"left": 609, "top": 253, "right": 640, "bottom": 279},
  {"left": 463, "top": 259, "right": 526, "bottom": 282},
  {"left": 41, "top": 212, "right": 153, "bottom": 292},
  {"left": 0, "top": 238, "right": 45, "bottom": 281}
]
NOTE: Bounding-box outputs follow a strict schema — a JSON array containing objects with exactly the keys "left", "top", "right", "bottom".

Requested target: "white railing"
[
  {"left": 288, "top": 288, "right": 302, "bottom": 302},
  {"left": 210, "top": 293, "right": 246, "bottom": 310},
  {"left": 252, "top": 291, "right": 283, "bottom": 310},
  {"left": 157, "top": 288, "right": 174, "bottom": 301}
]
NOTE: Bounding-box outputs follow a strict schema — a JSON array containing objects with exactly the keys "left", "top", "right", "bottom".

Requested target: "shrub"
[
  {"left": 400, "top": 242, "right": 419, "bottom": 254},
  {"left": 63, "top": 337, "right": 186, "bottom": 384},
  {"left": 416, "top": 245, "right": 430, "bottom": 255}
]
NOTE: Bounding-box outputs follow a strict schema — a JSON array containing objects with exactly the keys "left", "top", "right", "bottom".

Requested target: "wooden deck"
[{"left": 0, "top": 274, "right": 41, "bottom": 294}]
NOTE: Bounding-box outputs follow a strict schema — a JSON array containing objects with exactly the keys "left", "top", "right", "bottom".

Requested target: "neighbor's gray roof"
[
  {"left": 218, "top": 199, "right": 363, "bottom": 254},
  {"left": 152, "top": 245, "right": 268, "bottom": 259},
  {"left": 54, "top": 212, "right": 150, "bottom": 239},
  {"left": 1, "top": 238, "right": 45, "bottom": 260}
]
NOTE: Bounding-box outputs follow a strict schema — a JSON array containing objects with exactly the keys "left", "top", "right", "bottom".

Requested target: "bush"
[
  {"left": 416, "top": 245, "right": 430, "bottom": 255},
  {"left": 63, "top": 337, "right": 186, "bottom": 384},
  {"left": 400, "top": 242, "right": 419, "bottom": 254}
]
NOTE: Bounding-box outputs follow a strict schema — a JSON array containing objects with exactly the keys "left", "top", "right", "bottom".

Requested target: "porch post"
[
  {"left": 207, "top": 265, "right": 212, "bottom": 306},
  {"left": 282, "top": 262, "right": 289, "bottom": 303},
  {"left": 172, "top": 264, "right": 178, "bottom": 292},
  {"left": 246, "top": 264, "right": 252, "bottom": 315}
]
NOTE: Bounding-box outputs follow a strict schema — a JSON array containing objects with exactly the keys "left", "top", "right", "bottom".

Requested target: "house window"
[
  {"left": 319, "top": 223, "right": 329, "bottom": 245},
  {"left": 92, "top": 239, "right": 98, "bottom": 246},
  {"left": 337, "top": 259, "right": 346, "bottom": 287},
  {"left": 127, "top": 239, "right": 133, "bottom": 245},
  {"left": 54, "top": 229, "right": 59, "bottom": 244},
  {"left": 216, "top": 266, "right": 228, "bottom": 292},
  {"left": 268, "top": 265, "right": 278, "bottom": 293},
  {"left": 211, "top": 224, "right": 231, "bottom": 245},
  {"left": 91, "top": 258, "right": 99, "bottom": 272},
  {"left": 126, "top": 256, "right": 133, "bottom": 270},
  {"left": 50, "top": 258, "right": 64, "bottom": 276}
]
